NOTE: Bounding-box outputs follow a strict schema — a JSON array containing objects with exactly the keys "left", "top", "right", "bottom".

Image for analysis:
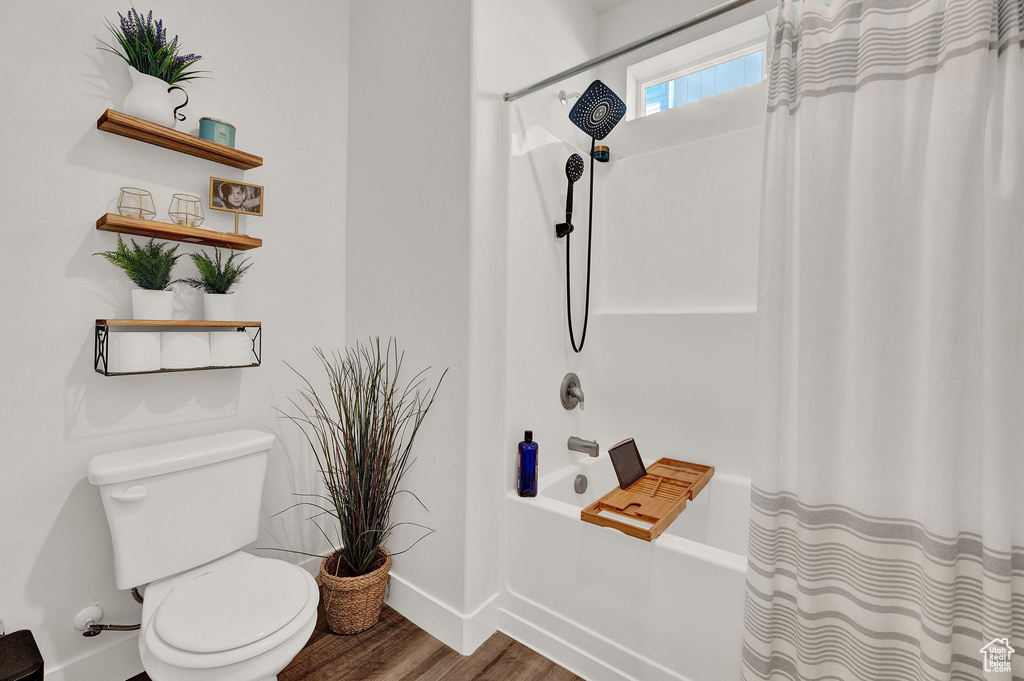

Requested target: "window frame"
[
  {"left": 625, "top": 15, "right": 770, "bottom": 120},
  {"left": 641, "top": 42, "right": 766, "bottom": 116}
]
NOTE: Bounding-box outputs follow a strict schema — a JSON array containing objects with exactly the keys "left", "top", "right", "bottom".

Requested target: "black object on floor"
[
  {"left": 0, "top": 630, "right": 44, "bottom": 681},
  {"left": 608, "top": 438, "right": 647, "bottom": 490}
]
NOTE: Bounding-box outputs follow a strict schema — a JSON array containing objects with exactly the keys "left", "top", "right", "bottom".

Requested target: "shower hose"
[{"left": 566, "top": 137, "right": 596, "bottom": 353}]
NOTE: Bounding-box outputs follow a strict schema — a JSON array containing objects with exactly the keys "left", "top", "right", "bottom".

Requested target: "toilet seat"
[{"left": 144, "top": 557, "right": 318, "bottom": 669}]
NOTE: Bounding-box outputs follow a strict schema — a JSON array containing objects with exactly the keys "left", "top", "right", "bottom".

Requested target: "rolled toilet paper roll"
[
  {"left": 161, "top": 331, "right": 211, "bottom": 369},
  {"left": 109, "top": 331, "right": 161, "bottom": 373},
  {"left": 209, "top": 330, "right": 255, "bottom": 367}
]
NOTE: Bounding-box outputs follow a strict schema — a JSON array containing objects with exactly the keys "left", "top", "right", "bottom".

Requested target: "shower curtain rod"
[{"left": 503, "top": 0, "right": 764, "bottom": 102}]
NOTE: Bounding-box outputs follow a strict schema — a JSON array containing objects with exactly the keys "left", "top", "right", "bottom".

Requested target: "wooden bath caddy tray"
[{"left": 581, "top": 459, "right": 714, "bottom": 542}]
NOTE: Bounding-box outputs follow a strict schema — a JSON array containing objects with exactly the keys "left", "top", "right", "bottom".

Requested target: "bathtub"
[{"left": 501, "top": 455, "right": 750, "bottom": 681}]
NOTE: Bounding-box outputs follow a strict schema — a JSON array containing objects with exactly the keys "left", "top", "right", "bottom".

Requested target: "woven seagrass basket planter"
[{"left": 319, "top": 549, "right": 391, "bottom": 635}]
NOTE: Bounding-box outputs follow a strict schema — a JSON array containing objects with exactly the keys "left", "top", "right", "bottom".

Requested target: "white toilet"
[{"left": 88, "top": 429, "right": 319, "bottom": 681}]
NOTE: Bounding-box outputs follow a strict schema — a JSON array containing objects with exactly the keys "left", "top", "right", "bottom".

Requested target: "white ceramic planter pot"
[
  {"left": 132, "top": 289, "right": 174, "bottom": 320},
  {"left": 122, "top": 66, "right": 187, "bottom": 129},
  {"left": 204, "top": 293, "right": 239, "bottom": 321}
]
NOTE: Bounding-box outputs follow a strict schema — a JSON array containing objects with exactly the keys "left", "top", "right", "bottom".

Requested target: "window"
[
  {"left": 625, "top": 15, "right": 770, "bottom": 119},
  {"left": 643, "top": 47, "right": 765, "bottom": 115}
]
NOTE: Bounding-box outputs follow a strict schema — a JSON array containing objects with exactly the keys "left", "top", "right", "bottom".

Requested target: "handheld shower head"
[
  {"left": 569, "top": 80, "right": 626, "bottom": 141},
  {"left": 566, "top": 154, "right": 584, "bottom": 184},
  {"left": 557, "top": 154, "right": 585, "bottom": 238}
]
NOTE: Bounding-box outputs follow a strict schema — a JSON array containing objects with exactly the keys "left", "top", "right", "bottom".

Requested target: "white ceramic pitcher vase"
[{"left": 122, "top": 67, "right": 188, "bottom": 129}]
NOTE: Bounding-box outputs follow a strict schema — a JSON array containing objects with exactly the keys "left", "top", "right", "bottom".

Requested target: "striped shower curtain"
[{"left": 743, "top": 1, "right": 1024, "bottom": 680}]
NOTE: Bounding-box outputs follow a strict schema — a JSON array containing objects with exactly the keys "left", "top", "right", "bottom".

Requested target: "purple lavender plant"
[{"left": 101, "top": 8, "right": 206, "bottom": 85}]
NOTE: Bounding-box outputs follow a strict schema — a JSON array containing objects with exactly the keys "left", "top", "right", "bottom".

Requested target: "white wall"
[
  {"left": 0, "top": 2, "right": 349, "bottom": 678},
  {"left": 343, "top": 0, "right": 602, "bottom": 655},
  {"left": 345, "top": 0, "right": 480, "bottom": 652}
]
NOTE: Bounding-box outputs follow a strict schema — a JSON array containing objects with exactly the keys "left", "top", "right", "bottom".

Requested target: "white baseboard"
[
  {"left": 385, "top": 572, "right": 498, "bottom": 655},
  {"left": 463, "top": 591, "right": 500, "bottom": 653},
  {"left": 499, "top": 589, "right": 693, "bottom": 681},
  {"left": 45, "top": 633, "right": 142, "bottom": 681}
]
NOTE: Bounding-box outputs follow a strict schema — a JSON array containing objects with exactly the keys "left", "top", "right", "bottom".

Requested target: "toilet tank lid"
[{"left": 88, "top": 430, "right": 276, "bottom": 485}]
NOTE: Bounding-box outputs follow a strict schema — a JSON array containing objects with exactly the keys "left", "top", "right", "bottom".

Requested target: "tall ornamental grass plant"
[{"left": 283, "top": 339, "right": 446, "bottom": 576}]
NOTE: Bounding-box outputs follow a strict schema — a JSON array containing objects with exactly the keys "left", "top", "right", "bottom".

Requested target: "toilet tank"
[{"left": 88, "top": 429, "right": 276, "bottom": 590}]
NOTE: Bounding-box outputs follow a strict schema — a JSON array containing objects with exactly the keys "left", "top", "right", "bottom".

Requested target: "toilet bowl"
[
  {"left": 138, "top": 553, "right": 318, "bottom": 681},
  {"left": 88, "top": 430, "right": 319, "bottom": 681}
]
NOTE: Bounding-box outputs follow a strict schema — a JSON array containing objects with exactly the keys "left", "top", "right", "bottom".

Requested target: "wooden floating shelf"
[
  {"left": 97, "top": 109, "right": 263, "bottom": 170},
  {"left": 97, "top": 213, "right": 262, "bottom": 250},
  {"left": 96, "top": 319, "right": 261, "bottom": 328},
  {"left": 581, "top": 458, "right": 714, "bottom": 542}
]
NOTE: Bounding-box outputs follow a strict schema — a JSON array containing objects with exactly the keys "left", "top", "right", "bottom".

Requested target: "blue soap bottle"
[{"left": 517, "top": 430, "right": 538, "bottom": 497}]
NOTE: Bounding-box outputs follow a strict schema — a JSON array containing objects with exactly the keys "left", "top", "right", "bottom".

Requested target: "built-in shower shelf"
[
  {"left": 97, "top": 109, "right": 263, "bottom": 169},
  {"left": 581, "top": 458, "right": 714, "bottom": 542},
  {"left": 97, "top": 213, "right": 263, "bottom": 250}
]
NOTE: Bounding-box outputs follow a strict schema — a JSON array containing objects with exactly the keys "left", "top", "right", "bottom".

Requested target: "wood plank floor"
[{"left": 128, "top": 604, "right": 583, "bottom": 680}]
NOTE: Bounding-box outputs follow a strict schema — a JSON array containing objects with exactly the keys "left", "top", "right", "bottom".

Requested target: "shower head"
[
  {"left": 569, "top": 80, "right": 626, "bottom": 141},
  {"left": 566, "top": 154, "right": 584, "bottom": 184}
]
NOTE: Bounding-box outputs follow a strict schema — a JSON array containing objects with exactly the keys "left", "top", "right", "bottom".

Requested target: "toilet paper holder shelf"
[{"left": 94, "top": 319, "right": 262, "bottom": 376}]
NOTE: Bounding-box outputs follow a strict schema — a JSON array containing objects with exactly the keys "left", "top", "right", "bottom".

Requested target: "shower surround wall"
[
  {"left": 0, "top": 2, "right": 348, "bottom": 679},
  {"left": 495, "top": 1, "right": 768, "bottom": 676}
]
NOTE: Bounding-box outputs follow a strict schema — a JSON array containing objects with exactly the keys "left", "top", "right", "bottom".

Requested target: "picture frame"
[{"left": 209, "top": 178, "right": 264, "bottom": 217}]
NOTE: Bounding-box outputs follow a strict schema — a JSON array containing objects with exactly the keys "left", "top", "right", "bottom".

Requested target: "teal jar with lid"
[{"left": 199, "top": 118, "right": 236, "bottom": 148}]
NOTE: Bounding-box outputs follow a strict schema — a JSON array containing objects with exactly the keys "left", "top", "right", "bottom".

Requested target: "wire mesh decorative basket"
[
  {"left": 117, "top": 187, "right": 156, "bottom": 220},
  {"left": 167, "top": 193, "right": 204, "bottom": 228}
]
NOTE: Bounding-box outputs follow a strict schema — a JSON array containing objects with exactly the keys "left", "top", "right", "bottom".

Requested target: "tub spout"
[{"left": 568, "top": 436, "right": 599, "bottom": 457}]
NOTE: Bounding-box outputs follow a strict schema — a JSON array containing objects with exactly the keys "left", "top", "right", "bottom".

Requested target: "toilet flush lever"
[{"left": 111, "top": 485, "right": 147, "bottom": 502}]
